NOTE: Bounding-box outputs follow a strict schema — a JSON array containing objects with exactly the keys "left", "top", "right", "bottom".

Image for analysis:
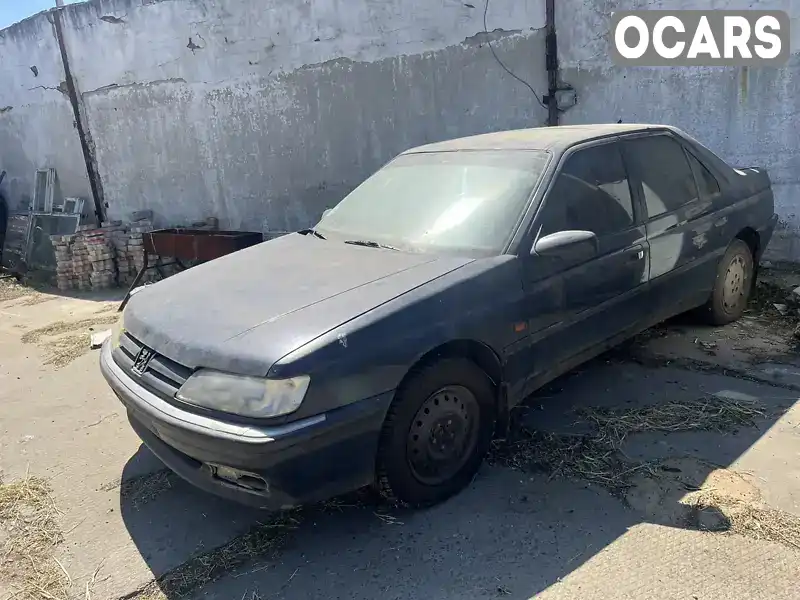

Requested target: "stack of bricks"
[
  {"left": 85, "top": 227, "right": 117, "bottom": 290},
  {"left": 110, "top": 225, "right": 134, "bottom": 286},
  {"left": 125, "top": 219, "right": 158, "bottom": 283},
  {"left": 52, "top": 235, "right": 77, "bottom": 291},
  {"left": 71, "top": 229, "right": 93, "bottom": 291},
  {"left": 47, "top": 213, "right": 223, "bottom": 292}
]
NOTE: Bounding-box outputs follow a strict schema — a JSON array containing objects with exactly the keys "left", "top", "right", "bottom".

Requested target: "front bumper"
[{"left": 99, "top": 340, "right": 393, "bottom": 510}]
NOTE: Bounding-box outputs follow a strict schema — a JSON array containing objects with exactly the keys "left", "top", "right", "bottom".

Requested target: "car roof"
[{"left": 402, "top": 124, "right": 680, "bottom": 154}]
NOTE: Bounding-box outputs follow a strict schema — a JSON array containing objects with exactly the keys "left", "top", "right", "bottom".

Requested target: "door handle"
[{"left": 628, "top": 249, "right": 645, "bottom": 262}]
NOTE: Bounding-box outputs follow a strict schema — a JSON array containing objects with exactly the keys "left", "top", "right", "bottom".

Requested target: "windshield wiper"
[
  {"left": 344, "top": 239, "right": 402, "bottom": 252},
  {"left": 298, "top": 228, "right": 326, "bottom": 239}
]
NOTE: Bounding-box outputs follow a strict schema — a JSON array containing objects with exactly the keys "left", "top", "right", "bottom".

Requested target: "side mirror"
[{"left": 533, "top": 230, "right": 598, "bottom": 257}]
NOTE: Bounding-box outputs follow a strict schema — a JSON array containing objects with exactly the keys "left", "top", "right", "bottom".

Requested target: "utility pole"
[
  {"left": 544, "top": 0, "right": 559, "bottom": 126},
  {"left": 50, "top": 0, "right": 106, "bottom": 223}
]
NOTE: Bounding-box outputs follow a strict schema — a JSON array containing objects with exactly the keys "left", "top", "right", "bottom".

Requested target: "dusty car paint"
[{"left": 101, "top": 123, "right": 778, "bottom": 509}]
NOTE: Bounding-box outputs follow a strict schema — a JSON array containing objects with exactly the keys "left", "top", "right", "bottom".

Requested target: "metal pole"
[
  {"left": 544, "top": 0, "right": 559, "bottom": 126},
  {"left": 51, "top": 4, "right": 106, "bottom": 223}
]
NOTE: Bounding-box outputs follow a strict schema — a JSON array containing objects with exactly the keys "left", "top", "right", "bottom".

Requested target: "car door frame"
[
  {"left": 619, "top": 129, "right": 719, "bottom": 225},
  {"left": 504, "top": 135, "right": 651, "bottom": 403},
  {"left": 618, "top": 130, "right": 729, "bottom": 320}
]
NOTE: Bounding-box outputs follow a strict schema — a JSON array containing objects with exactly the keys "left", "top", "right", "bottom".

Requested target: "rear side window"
[
  {"left": 625, "top": 136, "right": 699, "bottom": 218},
  {"left": 686, "top": 151, "right": 721, "bottom": 199},
  {"left": 539, "top": 143, "right": 634, "bottom": 237}
]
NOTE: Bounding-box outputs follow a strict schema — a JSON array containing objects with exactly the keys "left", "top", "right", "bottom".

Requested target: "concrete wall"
[
  {"left": 0, "top": 12, "right": 91, "bottom": 212},
  {"left": 5, "top": 0, "right": 800, "bottom": 260},
  {"left": 54, "top": 0, "right": 548, "bottom": 233},
  {"left": 557, "top": 0, "right": 800, "bottom": 262}
]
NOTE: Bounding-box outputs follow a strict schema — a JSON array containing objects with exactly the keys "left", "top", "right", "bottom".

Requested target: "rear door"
[
  {"left": 622, "top": 133, "right": 722, "bottom": 316},
  {"left": 516, "top": 139, "right": 649, "bottom": 393}
]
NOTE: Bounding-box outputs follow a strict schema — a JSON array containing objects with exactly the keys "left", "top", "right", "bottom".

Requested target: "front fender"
[{"left": 272, "top": 256, "right": 525, "bottom": 422}]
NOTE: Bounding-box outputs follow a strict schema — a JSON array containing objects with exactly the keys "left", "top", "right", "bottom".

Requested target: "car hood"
[{"left": 123, "top": 233, "right": 472, "bottom": 375}]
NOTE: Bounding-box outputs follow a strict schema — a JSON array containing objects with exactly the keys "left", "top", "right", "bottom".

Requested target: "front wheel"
[
  {"left": 376, "top": 358, "right": 496, "bottom": 508},
  {"left": 703, "top": 239, "right": 754, "bottom": 325}
]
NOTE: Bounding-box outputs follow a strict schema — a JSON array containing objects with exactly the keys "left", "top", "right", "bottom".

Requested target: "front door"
[{"left": 516, "top": 140, "right": 650, "bottom": 395}]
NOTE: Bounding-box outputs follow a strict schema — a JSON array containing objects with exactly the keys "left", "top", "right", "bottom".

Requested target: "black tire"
[
  {"left": 703, "top": 239, "right": 755, "bottom": 325},
  {"left": 376, "top": 358, "right": 496, "bottom": 508}
]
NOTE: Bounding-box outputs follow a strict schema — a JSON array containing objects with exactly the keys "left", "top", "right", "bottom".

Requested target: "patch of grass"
[
  {"left": 747, "top": 277, "right": 800, "bottom": 342},
  {"left": 94, "top": 303, "right": 120, "bottom": 315},
  {"left": 119, "top": 470, "right": 176, "bottom": 509},
  {"left": 490, "top": 428, "right": 655, "bottom": 495},
  {"left": 492, "top": 394, "right": 800, "bottom": 549},
  {"left": 20, "top": 314, "right": 119, "bottom": 345},
  {"left": 132, "top": 513, "right": 302, "bottom": 600},
  {"left": 0, "top": 278, "right": 42, "bottom": 303},
  {"left": 578, "top": 395, "right": 765, "bottom": 447},
  {"left": 0, "top": 474, "right": 68, "bottom": 600},
  {"left": 491, "top": 395, "right": 766, "bottom": 497},
  {"left": 124, "top": 488, "right": 392, "bottom": 600},
  {"left": 17, "top": 313, "right": 119, "bottom": 368},
  {"left": 683, "top": 486, "right": 800, "bottom": 550},
  {"left": 43, "top": 332, "right": 93, "bottom": 368},
  {"left": 748, "top": 279, "right": 794, "bottom": 315}
]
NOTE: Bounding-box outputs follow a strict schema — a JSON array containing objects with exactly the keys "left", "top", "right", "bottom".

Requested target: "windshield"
[{"left": 315, "top": 150, "right": 550, "bottom": 256}]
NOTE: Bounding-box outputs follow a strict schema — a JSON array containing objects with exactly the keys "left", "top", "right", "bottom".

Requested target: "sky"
[{"left": 0, "top": 1, "right": 80, "bottom": 31}]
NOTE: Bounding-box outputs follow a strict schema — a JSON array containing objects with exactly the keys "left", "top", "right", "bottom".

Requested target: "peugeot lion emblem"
[{"left": 132, "top": 348, "right": 155, "bottom": 376}]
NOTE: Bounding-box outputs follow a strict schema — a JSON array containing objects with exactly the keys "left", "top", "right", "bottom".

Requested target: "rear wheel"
[
  {"left": 376, "top": 358, "right": 496, "bottom": 508},
  {"left": 703, "top": 239, "right": 754, "bottom": 325}
]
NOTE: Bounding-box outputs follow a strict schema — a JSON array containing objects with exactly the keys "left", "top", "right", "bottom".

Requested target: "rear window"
[
  {"left": 625, "top": 136, "right": 699, "bottom": 218},
  {"left": 687, "top": 151, "right": 721, "bottom": 199}
]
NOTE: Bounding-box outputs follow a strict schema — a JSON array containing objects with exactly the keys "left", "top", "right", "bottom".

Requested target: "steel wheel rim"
[
  {"left": 722, "top": 255, "right": 748, "bottom": 312},
  {"left": 406, "top": 385, "right": 480, "bottom": 486}
]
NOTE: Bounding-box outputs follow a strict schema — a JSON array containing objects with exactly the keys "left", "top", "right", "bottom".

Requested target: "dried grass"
[
  {"left": 683, "top": 487, "right": 800, "bottom": 549},
  {"left": 119, "top": 471, "right": 176, "bottom": 509},
  {"left": 747, "top": 277, "right": 800, "bottom": 341},
  {"left": 19, "top": 294, "right": 56, "bottom": 307},
  {"left": 492, "top": 393, "right": 800, "bottom": 548},
  {"left": 20, "top": 314, "right": 119, "bottom": 345},
  {"left": 0, "top": 276, "right": 60, "bottom": 306},
  {"left": 578, "top": 395, "right": 765, "bottom": 447},
  {"left": 491, "top": 395, "right": 766, "bottom": 496},
  {"left": 17, "top": 314, "right": 120, "bottom": 368},
  {"left": 0, "top": 474, "right": 68, "bottom": 600},
  {"left": 490, "top": 428, "right": 656, "bottom": 495},
  {"left": 0, "top": 279, "right": 40, "bottom": 303},
  {"left": 132, "top": 513, "right": 302, "bottom": 600},
  {"left": 748, "top": 279, "right": 796, "bottom": 317},
  {"left": 43, "top": 333, "right": 92, "bottom": 368}
]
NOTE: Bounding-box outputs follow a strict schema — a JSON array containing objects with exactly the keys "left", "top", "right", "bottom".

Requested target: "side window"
[
  {"left": 625, "top": 135, "right": 699, "bottom": 218},
  {"left": 539, "top": 143, "right": 634, "bottom": 238},
  {"left": 686, "top": 151, "right": 721, "bottom": 199}
]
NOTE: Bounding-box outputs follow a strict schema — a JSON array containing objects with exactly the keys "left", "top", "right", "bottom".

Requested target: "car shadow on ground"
[{"left": 117, "top": 340, "right": 800, "bottom": 600}]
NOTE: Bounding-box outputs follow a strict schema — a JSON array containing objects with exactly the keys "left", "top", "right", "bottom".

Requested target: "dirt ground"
[{"left": 1, "top": 271, "right": 800, "bottom": 600}]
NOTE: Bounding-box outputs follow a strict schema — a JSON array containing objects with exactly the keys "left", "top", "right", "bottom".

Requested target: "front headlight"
[{"left": 176, "top": 370, "right": 310, "bottom": 419}]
